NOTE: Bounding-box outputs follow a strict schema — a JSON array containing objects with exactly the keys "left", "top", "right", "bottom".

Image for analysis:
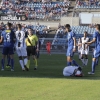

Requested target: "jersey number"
[{"left": 6, "top": 33, "right": 10, "bottom": 42}]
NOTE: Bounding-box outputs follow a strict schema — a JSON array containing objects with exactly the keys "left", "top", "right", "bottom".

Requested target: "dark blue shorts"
[{"left": 2, "top": 47, "right": 14, "bottom": 55}]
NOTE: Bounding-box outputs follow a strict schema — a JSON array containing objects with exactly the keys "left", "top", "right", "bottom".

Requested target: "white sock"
[
  {"left": 79, "top": 54, "right": 81, "bottom": 59},
  {"left": 81, "top": 59, "right": 85, "bottom": 65},
  {"left": 24, "top": 58, "right": 28, "bottom": 65},
  {"left": 85, "top": 59, "right": 88, "bottom": 66},
  {"left": 19, "top": 60, "right": 24, "bottom": 69}
]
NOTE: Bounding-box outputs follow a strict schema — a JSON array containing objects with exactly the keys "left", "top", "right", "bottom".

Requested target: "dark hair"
[
  {"left": 17, "top": 24, "right": 22, "bottom": 29},
  {"left": 84, "top": 31, "right": 88, "bottom": 34},
  {"left": 7, "top": 22, "right": 12, "bottom": 28},
  {"left": 95, "top": 24, "right": 100, "bottom": 31},
  {"left": 65, "top": 24, "right": 70, "bottom": 29}
]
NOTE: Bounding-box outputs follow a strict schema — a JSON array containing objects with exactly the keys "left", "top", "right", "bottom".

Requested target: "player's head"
[
  {"left": 84, "top": 31, "right": 88, "bottom": 37},
  {"left": 28, "top": 28, "right": 33, "bottom": 35},
  {"left": 6, "top": 22, "right": 12, "bottom": 29},
  {"left": 75, "top": 70, "right": 83, "bottom": 77},
  {"left": 95, "top": 24, "right": 100, "bottom": 32},
  {"left": 17, "top": 24, "right": 22, "bottom": 30},
  {"left": 65, "top": 24, "right": 71, "bottom": 32}
]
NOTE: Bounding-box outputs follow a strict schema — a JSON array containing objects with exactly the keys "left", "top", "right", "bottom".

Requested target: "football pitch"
[{"left": 0, "top": 53, "right": 100, "bottom": 100}]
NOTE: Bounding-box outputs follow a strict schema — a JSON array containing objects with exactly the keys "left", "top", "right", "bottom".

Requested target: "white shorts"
[
  {"left": 16, "top": 46, "right": 27, "bottom": 57},
  {"left": 81, "top": 49, "right": 89, "bottom": 55}
]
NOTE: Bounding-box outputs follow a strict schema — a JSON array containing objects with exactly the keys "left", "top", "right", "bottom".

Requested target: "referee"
[{"left": 25, "top": 28, "right": 39, "bottom": 70}]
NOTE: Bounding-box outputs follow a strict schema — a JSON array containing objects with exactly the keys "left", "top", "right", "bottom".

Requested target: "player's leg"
[
  {"left": 6, "top": 54, "right": 11, "bottom": 68},
  {"left": 88, "top": 49, "right": 99, "bottom": 74},
  {"left": 32, "top": 47, "right": 38, "bottom": 70},
  {"left": 96, "top": 57, "right": 99, "bottom": 66},
  {"left": 16, "top": 47, "right": 25, "bottom": 71},
  {"left": 80, "top": 49, "right": 85, "bottom": 66},
  {"left": 26, "top": 46, "right": 31, "bottom": 69},
  {"left": 1, "top": 47, "right": 8, "bottom": 70},
  {"left": 66, "top": 48, "right": 78, "bottom": 66},
  {"left": 84, "top": 55, "right": 88, "bottom": 66},
  {"left": 22, "top": 47, "right": 29, "bottom": 71}
]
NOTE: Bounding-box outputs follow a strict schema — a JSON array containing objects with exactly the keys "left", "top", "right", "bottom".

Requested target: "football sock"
[
  {"left": 11, "top": 59, "right": 14, "bottom": 69},
  {"left": 27, "top": 60, "right": 30, "bottom": 68},
  {"left": 81, "top": 58, "right": 85, "bottom": 65},
  {"left": 1, "top": 59, "right": 5, "bottom": 69},
  {"left": 96, "top": 58, "right": 99, "bottom": 65},
  {"left": 7, "top": 55, "right": 10, "bottom": 66},
  {"left": 67, "top": 62, "right": 71, "bottom": 66},
  {"left": 19, "top": 60, "right": 24, "bottom": 69},
  {"left": 92, "top": 61, "right": 96, "bottom": 73},
  {"left": 85, "top": 59, "right": 88, "bottom": 66},
  {"left": 72, "top": 60, "right": 78, "bottom": 66},
  {"left": 34, "top": 58, "right": 38, "bottom": 67},
  {"left": 24, "top": 58, "right": 28, "bottom": 66}
]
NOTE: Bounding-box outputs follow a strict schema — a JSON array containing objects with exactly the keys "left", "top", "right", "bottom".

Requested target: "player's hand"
[{"left": 73, "top": 48, "right": 76, "bottom": 52}]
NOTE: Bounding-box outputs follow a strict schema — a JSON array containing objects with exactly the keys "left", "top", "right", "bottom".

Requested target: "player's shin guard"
[
  {"left": 7, "top": 55, "right": 10, "bottom": 65},
  {"left": 27, "top": 60, "right": 30, "bottom": 68},
  {"left": 96, "top": 58, "right": 99, "bottom": 65},
  {"left": 92, "top": 61, "right": 96, "bottom": 73},
  {"left": 19, "top": 60, "right": 24, "bottom": 69},
  {"left": 24, "top": 58, "right": 28, "bottom": 66},
  {"left": 1, "top": 59, "right": 5, "bottom": 69},
  {"left": 34, "top": 58, "right": 38, "bottom": 67},
  {"left": 11, "top": 59, "right": 14, "bottom": 69},
  {"left": 85, "top": 59, "right": 88, "bottom": 66},
  {"left": 71, "top": 60, "right": 78, "bottom": 66},
  {"left": 67, "top": 62, "right": 71, "bottom": 66}
]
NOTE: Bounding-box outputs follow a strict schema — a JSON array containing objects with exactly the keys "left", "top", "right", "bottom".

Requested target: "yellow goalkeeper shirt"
[{"left": 25, "top": 35, "right": 38, "bottom": 46}]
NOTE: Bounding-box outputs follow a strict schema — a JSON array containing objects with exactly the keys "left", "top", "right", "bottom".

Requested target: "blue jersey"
[
  {"left": 67, "top": 31, "right": 75, "bottom": 48},
  {"left": 93, "top": 31, "right": 100, "bottom": 48},
  {"left": 1, "top": 29, "right": 15, "bottom": 47}
]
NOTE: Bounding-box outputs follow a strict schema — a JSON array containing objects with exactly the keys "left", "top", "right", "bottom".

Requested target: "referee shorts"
[{"left": 26, "top": 46, "right": 36, "bottom": 56}]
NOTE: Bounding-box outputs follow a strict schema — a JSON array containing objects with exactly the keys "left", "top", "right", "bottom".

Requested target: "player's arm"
[
  {"left": 85, "top": 38, "right": 96, "bottom": 45},
  {"left": 35, "top": 36, "right": 39, "bottom": 51},
  {"left": 0, "top": 31, "right": 4, "bottom": 43},
  {"left": 0, "top": 36, "right": 3, "bottom": 43},
  {"left": 73, "top": 37, "right": 76, "bottom": 51}
]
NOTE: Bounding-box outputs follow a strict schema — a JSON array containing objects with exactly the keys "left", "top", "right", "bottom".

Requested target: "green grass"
[{"left": 0, "top": 54, "right": 100, "bottom": 100}]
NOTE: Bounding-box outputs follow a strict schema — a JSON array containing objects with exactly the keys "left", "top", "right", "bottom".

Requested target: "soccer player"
[
  {"left": 25, "top": 28, "right": 38, "bottom": 70},
  {"left": 0, "top": 22, "right": 15, "bottom": 71},
  {"left": 63, "top": 66, "right": 83, "bottom": 77},
  {"left": 65, "top": 24, "right": 78, "bottom": 66},
  {"left": 81, "top": 31, "right": 90, "bottom": 66},
  {"left": 15, "top": 24, "right": 28, "bottom": 71},
  {"left": 46, "top": 41, "right": 51, "bottom": 55},
  {"left": 85, "top": 24, "right": 100, "bottom": 74},
  {"left": 77, "top": 38, "right": 82, "bottom": 60}
]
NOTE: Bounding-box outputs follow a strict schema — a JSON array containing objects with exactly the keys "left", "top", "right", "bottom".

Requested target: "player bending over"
[
  {"left": 0, "top": 22, "right": 15, "bottom": 71},
  {"left": 63, "top": 66, "right": 83, "bottom": 77},
  {"left": 85, "top": 24, "right": 100, "bottom": 74},
  {"left": 25, "top": 28, "right": 39, "bottom": 70},
  {"left": 81, "top": 31, "right": 90, "bottom": 66},
  {"left": 15, "top": 24, "right": 28, "bottom": 71},
  {"left": 65, "top": 24, "right": 79, "bottom": 66}
]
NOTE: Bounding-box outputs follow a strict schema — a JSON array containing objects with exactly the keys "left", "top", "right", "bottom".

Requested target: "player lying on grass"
[{"left": 63, "top": 66, "right": 83, "bottom": 77}]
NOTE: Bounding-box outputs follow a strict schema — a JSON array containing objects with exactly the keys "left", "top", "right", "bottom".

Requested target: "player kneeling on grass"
[
  {"left": 25, "top": 28, "right": 39, "bottom": 70},
  {"left": 63, "top": 66, "right": 83, "bottom": 77},
  {"left": 15, "top": 24, "right": 28, "bottom": 71}
]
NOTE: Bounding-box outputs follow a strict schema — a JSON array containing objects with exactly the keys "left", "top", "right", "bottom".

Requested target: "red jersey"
[{"left": 46, "top": 42, "right": 51, "bottom": 48}]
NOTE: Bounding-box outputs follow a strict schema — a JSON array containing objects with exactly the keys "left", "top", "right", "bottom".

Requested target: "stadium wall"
[
  {"left": 61, "top": 17, "right": 79, "bottom": 26},
  {"left": 92, "top": 17, "right": 100, "bottom": 24}
]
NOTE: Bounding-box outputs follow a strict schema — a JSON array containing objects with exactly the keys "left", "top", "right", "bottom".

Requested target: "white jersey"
[
  {"left": 15, "top": 30, "right": 27, "bottom": 56},
  {"left": 63, "top": 66, "right": 78, "bottom": 76},
  {"left": 81, "top": 37, "right": 89, "bottom": 50},
  {"left": 78, "top": 41, "right": 82, "bottom": 52},
  {"left": 15, "top": 30, "right": 26, "bottom": 48}
]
